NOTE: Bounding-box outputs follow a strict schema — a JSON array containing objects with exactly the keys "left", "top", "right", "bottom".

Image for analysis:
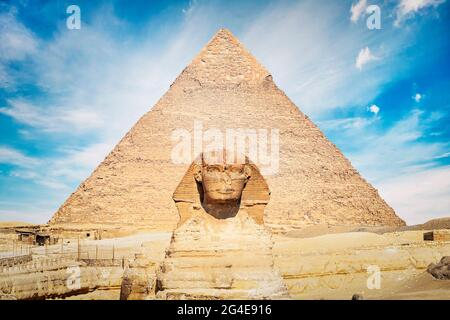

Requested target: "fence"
[
  {"left": 1, "top": 238, "right": 140, "bottom": 271},
  {"left": 0, "top": 241, "right": 33, "bottom": 257},
  {"left": 0, "top": 253, "right": 32, "bottom": 268},
  {"left": 0, "top": 256, "right": 74, "bottom": 276}
]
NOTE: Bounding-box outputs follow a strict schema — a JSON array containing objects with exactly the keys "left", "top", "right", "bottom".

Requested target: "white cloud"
[
  {"left": 433, "top": 152, "right": 450, "bottom": 159},
  {"left": 349, "top": 110, "right": 447, "bottom": 180},
  {"left": 182, "top": 0, "right": 198, "bottom": 15},
  {"left": 324, "top": 109, "right": 450, "bottom": 225},
  {"left": 0, "top": 141, "right": 114, "bottom": 223},
  {"left": 0, "top": 7, "right": 217, "bottom": 142},
  {"left": 0, "top": 141, "right": 112, "bottom": 190},
  {"left": 0, "top": 146, "right": 40, "bottom": 168},
  {"left": 413, "top": 93, "right": 423, "bottom": 102},
  {"left": 377, "top": 166, "right": 450, "bottom": 224},
  {"left": 350, "top": 0, "right": 368, "bottom": 22},
  {"left": 0, "top": 64, "right": 10, "bottom": 87},
  {"left": 9, "top": 170, "right": 39, "bottom": 179},
  {"left": 368, "top": 104, "right": 380, "bottom": 115},
  {"left": 355, "top": 47, "right": 377, "bottom": 70},
  {"left": 0, "top": 99, "right": 103, "bottom": 132},
  {"left": 50, "top": 142, "right": 114, "bottom": 181},
  {"left": 318, "top": 117, "right": 376, "bottom": 130},
  {"left": 395, "top": 0, "right": 447, "bottom": 26},
  {"left": 0, "top": 9, "right": 38, "bottom": 89},
  {"left": 241, "top": 1, "right": 414, "bottom": 116},
  {"left": 0, "top": 10, "right": 37, "bottom": 61}
]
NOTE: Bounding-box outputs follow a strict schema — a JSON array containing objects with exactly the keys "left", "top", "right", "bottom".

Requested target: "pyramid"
[{"left": 49, "top": 29, "right": 405, "bottom": 233}]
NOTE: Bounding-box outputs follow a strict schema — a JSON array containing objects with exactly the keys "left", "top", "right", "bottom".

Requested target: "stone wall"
[
  {"left": 0, "top": 256, "right": 125, "bottom": 300},
  {"left": 0, "top": 254, "right": 32, "bottom": 267}
]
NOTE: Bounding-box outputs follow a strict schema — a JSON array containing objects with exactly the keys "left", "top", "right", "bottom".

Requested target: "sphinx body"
[{"left": 156, "top": 208, "right": 287, "bottom": 299}]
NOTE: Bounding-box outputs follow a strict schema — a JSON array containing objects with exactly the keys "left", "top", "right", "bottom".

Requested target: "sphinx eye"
[
  {"left": 229, "top": 167, "right": 243, "bottom": 174},
  {"left": 207, "top": 166, "right": 221, "bottom": 173}
]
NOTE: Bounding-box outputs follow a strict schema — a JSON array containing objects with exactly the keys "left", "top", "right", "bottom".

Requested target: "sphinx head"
[{"left": 194, "top": 150, "right": 251, "bottom": 206}]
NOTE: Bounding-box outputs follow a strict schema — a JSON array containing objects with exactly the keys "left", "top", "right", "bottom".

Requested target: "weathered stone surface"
[
  {"left": 156, "top": 211, "right": 289, "bottom": 299},
  {"left": 49, "top": 28, "right": 404, "bottom": 233},
  {"left": 173, "top": 160, "right": 270, "bottom": 227},
  {"left": 120, "top": 253, "right": 157, "bottom": 300},
  {"left": 424, "top": 230, "right": 450, "bottom": 241},
  {"left": 154, "top": 150, "right": 288, "bottom": 299},
  {"left": 273, "top": 231, "right": 450, "bottom": 299},
  {"left": 0, "top": 257, "right": 90, "bottom": 299},
  {"left": 427, "top": 256, "right": 450, "bottom": 280},
  {"left": 0, "top": 254, "right": 32, "bottom": 267},
  {"left": 0, "top": 255, "right": 125, "bottom": 300}
]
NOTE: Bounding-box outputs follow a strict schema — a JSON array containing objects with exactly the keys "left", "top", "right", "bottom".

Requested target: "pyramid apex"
[
  {"left": 213, "top": 28, "right": 235, "bottom": 38},
  {"left": 177, "top": 28, "right": 271, "bottom": 88},
  {"left": 208, "top": 28, "right": 244, "bottom": 49}
]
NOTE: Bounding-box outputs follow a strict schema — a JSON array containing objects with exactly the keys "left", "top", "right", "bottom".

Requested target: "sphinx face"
[
  {"left": 194, "top": 156, "right": 251, "bottom": 205},
  {"left": 201, "top": 164, "right": 249, "bottom": 203}
]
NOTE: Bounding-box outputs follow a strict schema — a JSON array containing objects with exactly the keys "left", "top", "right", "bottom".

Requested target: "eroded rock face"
[
  {"left": 0, "top": 258, "right": 87, "bottom": 300},
  {"left": 427, "top": 256, "right": 450, "bottom": 280},
  {"left": 120, "top": 253, "right": 157, "bottom": 300}
]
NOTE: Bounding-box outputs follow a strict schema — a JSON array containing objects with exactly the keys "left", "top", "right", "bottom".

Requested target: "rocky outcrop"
[
  {"left": 0, "top": 257, "right": 88, "bottom": 299},
  {"left": 427, "top": 256, "right": 450, "bottom": 280},
  {"left": 120, "top": 253, "right": 157, "bottom": 300},
  {"left": 0, "top": 256, "right": 124, "bottom": 300}
]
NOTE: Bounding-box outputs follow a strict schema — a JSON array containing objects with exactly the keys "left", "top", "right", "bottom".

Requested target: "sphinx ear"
[
  {"left": 194, "top": 165, "right": 202, "bottom": 182},
  {"left": 244, "top": 165, "right": 252, "bottom": 180}
]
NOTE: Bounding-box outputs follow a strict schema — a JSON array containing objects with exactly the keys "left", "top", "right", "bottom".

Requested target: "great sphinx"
[{"left": 155, "top": 149, "right": 288, "bottom": 299}]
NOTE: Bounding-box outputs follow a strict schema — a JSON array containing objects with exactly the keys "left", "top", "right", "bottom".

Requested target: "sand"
[
  {"left": 272, "top": 229, "right": 450, "bottom": 300},
  {"left": 1, "top": 222, "right": 449, "bottom": 300}
]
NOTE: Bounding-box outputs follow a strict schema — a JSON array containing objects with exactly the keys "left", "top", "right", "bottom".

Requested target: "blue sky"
[{"left": 0, "top": 0, "right": 449, "bottom": 224}]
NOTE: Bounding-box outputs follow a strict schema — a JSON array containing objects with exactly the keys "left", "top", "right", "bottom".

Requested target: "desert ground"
[{"left": 0, "top": 219, "right": 449, "bottom": 300}]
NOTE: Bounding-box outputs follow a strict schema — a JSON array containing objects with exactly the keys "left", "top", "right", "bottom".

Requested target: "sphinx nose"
[{"left": 223, "top": 174, "right": 232, "bottom": 185}]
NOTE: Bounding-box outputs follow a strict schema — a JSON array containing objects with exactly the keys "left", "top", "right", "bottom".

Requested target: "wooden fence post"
[{"left": 77, "top": 237, "right": 80, "bottom": 261}]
